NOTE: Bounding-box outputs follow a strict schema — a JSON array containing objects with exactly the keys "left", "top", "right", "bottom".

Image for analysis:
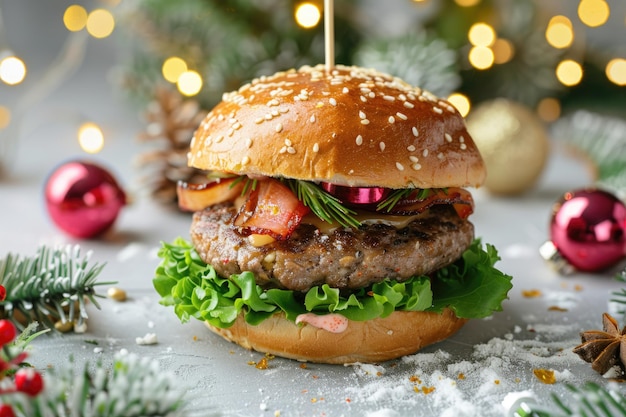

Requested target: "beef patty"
[{"left": 190, "top": 204, "right": 474, "bottom": 292}]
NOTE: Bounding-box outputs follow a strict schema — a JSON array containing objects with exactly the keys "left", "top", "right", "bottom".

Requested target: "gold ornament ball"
[{"left": 466, "top": 99, "right": 550, "bottom": 195}]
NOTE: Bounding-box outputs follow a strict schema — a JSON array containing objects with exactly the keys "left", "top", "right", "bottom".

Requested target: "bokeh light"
[
  {"left": 492, "top": 38, "right": 514, "bottom": 64},
  {"left": 556, "top": 59, "right": 583, "bottom": 86},
  {"left": 295, "top": 3, "right": 321, "bottom": 29},
  {"left": 468, "top": 23, "right": 496, "bottom": 47},
  {"left": 86, "top": 9, "right": 115, "bottom": 39},
  {"left": 455, "top": 0, "right": 481, "bottom": 6},
  {"left": 0, "top": 56, "right": 27, "bottom": 85},
  {"left": 177, "top": 70, "right": 203, "bottom": 96},
  {"left": 468, "top": 46, "right": 494, "bottom": 70},
  {"left": 447, "top": 93, "right": 471, "bottom": 118},
  {"left": 536, "top": 98, "right": 561, "bottom": 122},
  {"left": 63, "top": 5, "right": 88, "bottom": 32},
  {"left": 606, "top": 58, "right": 626, "bottom": 86},
  {"left": 545, "top": 15, "right": 574, "bottom": 49},
  {"left": 578, "top": 0, "right": 610, "bottom": 28},
  {"left": 162, "top": 57, "right": 188, "bottom": 83},
  {"left": 0, "top": 106, "right": 10, "bottom": 130},
  {"left": 78, "top": 122, "right": 105, "bottom": 154}
]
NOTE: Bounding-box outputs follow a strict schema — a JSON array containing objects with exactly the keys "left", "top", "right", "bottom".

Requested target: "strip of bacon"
[
  {"left": 233, "top": 179, "right": 310, "bottom": 240},
  {"left": 177, "top": 178, "right": 243, "bottom": 212},
  {"left": 388, "top": 187, "right": 474, "bottom": 219}
]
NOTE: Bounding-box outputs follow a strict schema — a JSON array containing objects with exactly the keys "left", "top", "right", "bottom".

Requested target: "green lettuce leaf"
[{"left": 153, "top": 237, "right": 512, "bottom": 328}]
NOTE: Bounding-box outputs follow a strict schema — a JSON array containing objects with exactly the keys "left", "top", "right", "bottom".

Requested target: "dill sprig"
[
  {"left": 284, "top": 179, "right": 361, "bottom": 228},
  {"left": 0, "top": 245, "right": 112, "bottom": 331},
  {"left": 0, "top": 352, "right": 186, "bottom": 417},
  {"left": 513, "top": 382, "right": 626, "bottom": 417}
]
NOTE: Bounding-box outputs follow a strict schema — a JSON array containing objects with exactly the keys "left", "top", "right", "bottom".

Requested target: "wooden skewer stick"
[{"left": 324, "top": 0, "right": 334, "bottom": 71}]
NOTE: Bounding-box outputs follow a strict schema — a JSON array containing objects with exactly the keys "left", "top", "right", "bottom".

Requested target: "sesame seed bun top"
[{"left": 188, "top": 64, "right": 486, "bottom": 189}]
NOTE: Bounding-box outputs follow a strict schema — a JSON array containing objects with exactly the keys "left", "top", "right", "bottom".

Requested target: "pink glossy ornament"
[
  {"left": 44, "top": 161, "right": 126, "bottom": 238},
  {"left": 550, "top": 188, "right": 626, "bottom": 272}
]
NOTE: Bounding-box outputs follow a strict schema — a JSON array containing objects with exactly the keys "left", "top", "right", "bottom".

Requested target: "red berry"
[
  {"left": 14, "top": 368, "right": 44, "bottom": 397},
  {"left": 0, "top": 285, "right": 6, "bottom": 302},
  {"left": 0, "top": 321, "right": 16, "bottom": 346},
  {"left": 0, "top": 404, "right": 15, "bottom": 417}
]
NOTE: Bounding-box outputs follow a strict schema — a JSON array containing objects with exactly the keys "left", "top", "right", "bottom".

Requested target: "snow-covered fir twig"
[
  {"left": 0, "top": 245, "right": 113, "bottom": 330},
  {"left": 1, "top": 351, "right": 187, "bottom": 417}
]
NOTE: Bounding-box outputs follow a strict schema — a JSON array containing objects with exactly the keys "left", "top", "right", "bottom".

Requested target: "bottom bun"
[{"left": 205, "top": 309, "right": 467, "bottom": 364}]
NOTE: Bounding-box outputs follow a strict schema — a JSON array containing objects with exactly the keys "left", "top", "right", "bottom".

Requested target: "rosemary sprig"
[
  {"left": 610, "top": 268, "right": 626, "bottom": 321},
  {"left": 376, "top": 188, "right": 443, "bottom": 212},
  {"left": 284, "top": 179, "right": 361, "bottom": 228},
  {"left": 230, "top": 175, "right": 257, "bottom": 195},
  {"left": 0, "top": 245, "right": 113, "bottom": 331}
]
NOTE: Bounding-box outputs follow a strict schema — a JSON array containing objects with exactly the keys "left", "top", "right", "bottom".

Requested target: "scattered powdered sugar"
[
  {"left": 344, "top": 331, "right": 582, "bottom": 417},
  {"left": 135, "top": 333, "right": 158, "bottom": 345}
]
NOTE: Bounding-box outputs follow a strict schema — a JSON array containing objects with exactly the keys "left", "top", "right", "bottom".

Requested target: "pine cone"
[{"left": 136, "top": 86, "right": 208, "bottom": 206}]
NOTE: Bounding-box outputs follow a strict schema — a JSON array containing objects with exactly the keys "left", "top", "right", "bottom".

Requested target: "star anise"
[{"left": 573, "top": 313, "right": 626, "bottom": 375}]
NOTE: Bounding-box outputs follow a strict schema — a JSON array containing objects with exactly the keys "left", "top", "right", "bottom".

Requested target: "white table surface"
[{"left": 2, "top": 6, "right": 625, "bottom": 415}]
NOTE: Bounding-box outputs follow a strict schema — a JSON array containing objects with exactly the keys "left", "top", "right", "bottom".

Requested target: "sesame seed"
[
  {"left": 412, "top": 127, "right": 419, "bottom": 137},
  {"left": 287, "top": 146, "right": 296, "bottom": 154},
  {"left": 310, "top": 114, "right": 316, "bottom": 123},
  {"left": 460, "top": 143, "right": 467, "bottom": 150},
  {"left": 437, "top": 152, "right": 444, "bottom": 160},
  {"left": 242, "top": 156, "right": 250, "bottom": 165},
  {"left": 265, "top": 114, "right": 273, "bottom": 120},
  {"left": 313, "top": 143, "right": 319, "bottom": 152},
  {"left": 255, "top": 117, "right": 264, "bottom": 124},
  {"left": 403, "top": 101, "right": 415, "bottom": 109},
  {"left": 316, "top": 101, "right": 324, "bottom": 107},
  {"left": 388, "top": 116, "right": 395, "bottom": 124},
  {"left": 245, "top": 138, "right": 253, "bottom": 148},
  {"left": 360, "top": 96, "right": 367, "bottom": 103},
  {"left": 233, "top": 122, "right": 242, "bottom": 130},
  {"left": 275, "top": 123, "right": 283, "bottom": 133},
  {"left": 217, "top": 114, "right": 225, "bottom": 121},
  {"left": 360, "top": 119, "right": 370, "bottom": 125},
  {"left": 285, "top": 139, "right": 292, "bottom": 146},
  {"left": 329, "top": 98, "right": 337, "bottom": 106},
  {"left": 407, "top": 145, "right": 416, "bottom": 152},
  {"left": 215, "top": 135, "right": 224, "bottom": 143},
  {"left": 459, "top": 136, "right": 465, "bottom": 143},
  {"left": 396, "top": 162, "right": 405, "bottom": 171},
  {"left": 379, "top": 142, "right": 386, "bottom": 151},
  {"left": 342, "top": 87, "right": 349, "bottom": 93},
  {"left": 383, "top": 95, "right": 395, "bottom": 101},
  {"left": 267, "top": 99, "right": 279, "bottom": 107},
  {"left": 409, "top": 155, "right": 419, "bottom": 162},
  {"left": 279, "top": 146, "right": 287, "bottom": 154},
  {"left": 445, "top": 133, "right": 452, "bottom": 142},
  {"left": 433, "top": 106, "right": 443, "bottom": 114},
  {"left": 195, "top": 150, "right": 202, "bottom": 158},
  {"left": 368, "top": 92, "right": 375, "bottom": 98},
  {"left": 398, "top": 94, "right": 407, "bottom": 101},
  {"left": 359, "top": 111, "right": 366, "bottom": 119},
  {"left": 356, "top": 135, "right": 363, "bottom": 146},
  {"left": 396, "top": 112, "right": 408, "bottom": 120},
  {"left": 227, "top": 128, "right": 234, "bottom": 137},
  {"left": 412, "top": 163, "right": 422, "bottom": 171},
  {"left": 271, "top": 110, "right": 279, "bottom": 116},
  {"left": 279, "top": 106, "right": 289, "bottom": 113},
  {"left": 423, "top": 149, "right": 429, "bottom": 157}
]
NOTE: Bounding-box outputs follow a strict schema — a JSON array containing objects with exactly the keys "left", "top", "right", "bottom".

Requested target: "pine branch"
[
  {"left": 0, "top": 246, "right": 112, "bottom": 331},
  {"left": 513, "top": 382, "right": 626, "bottom": 417},
  {"left": 1, "top": 352, "right": 187, "bottom": 417},
  {"left": 551, "top": 111, "right": 626, "bottom": 196},
  {"left": 610, "top": 268, "right": 626, "bottom": 322}
]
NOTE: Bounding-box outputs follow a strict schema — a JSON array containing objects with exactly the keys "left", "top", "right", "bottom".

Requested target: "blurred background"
[{"left": 1, "top": 0, "right": 625, "bottom": 203}]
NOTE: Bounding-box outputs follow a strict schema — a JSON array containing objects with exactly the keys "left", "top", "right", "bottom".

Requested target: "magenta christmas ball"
[
  {"left": 550, "top": 189, "right": 626, "bottom": 272},
  {"left": 44, "top": 161, "right": 126, "bottom": 238}
]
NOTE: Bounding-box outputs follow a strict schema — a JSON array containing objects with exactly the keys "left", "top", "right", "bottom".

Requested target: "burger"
[{"left": 154, "top": 64, "right": 512, "bottom": 364}]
